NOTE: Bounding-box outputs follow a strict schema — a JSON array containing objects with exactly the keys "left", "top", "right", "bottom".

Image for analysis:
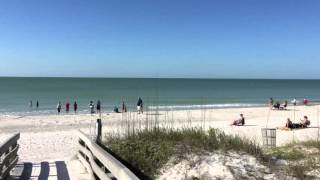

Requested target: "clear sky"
[{"left": 0, "top": 0, "right": 319, "bottom": 79}]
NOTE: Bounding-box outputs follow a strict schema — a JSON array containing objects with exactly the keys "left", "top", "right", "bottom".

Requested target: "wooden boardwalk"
[
  {"left": 7, "top": 160, "right": 90, "bottom": 180},
  {"left": 2, "top": 130, "right": 139, "bottom": 180}
]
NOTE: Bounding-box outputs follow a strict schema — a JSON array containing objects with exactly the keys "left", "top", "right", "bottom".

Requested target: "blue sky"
[{"left": 0, "top": 0, "right": 319, "bottom": 79}]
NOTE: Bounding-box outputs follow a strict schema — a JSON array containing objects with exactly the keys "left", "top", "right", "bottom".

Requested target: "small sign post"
[{"left": 96, "top": 119, "right": 102, "bottom": 143}]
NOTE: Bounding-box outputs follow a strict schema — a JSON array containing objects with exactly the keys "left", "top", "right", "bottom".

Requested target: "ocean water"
[{"left": 0, "top": 77, "right": 319, "bottom": 116}]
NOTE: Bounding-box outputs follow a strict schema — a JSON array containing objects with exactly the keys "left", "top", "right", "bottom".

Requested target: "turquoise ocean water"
[{"left": 0, "top": 77, "right": 319, "bottom": 116}]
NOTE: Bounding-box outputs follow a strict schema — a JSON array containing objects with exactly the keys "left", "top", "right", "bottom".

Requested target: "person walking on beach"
[
  {"left": 57, "top": 102, "right": 62, "bottom": 114},
  {"left": 74, "top": 101, "right": 78, "bottom": 114},
  {"left": 97, "top": 100, "right": 101, "bottom": 114},
  {"left": 137, "top": 97, "right": 143, "bottom": 114},
  {"left": 89, "top": 101, "right": 95, "bottom": 114},
  {"left": 36, "top": 100, "right": 39, "bottom": 109},
  {"left": 66, "top": 101, "right": 70, "bottom": 113}
]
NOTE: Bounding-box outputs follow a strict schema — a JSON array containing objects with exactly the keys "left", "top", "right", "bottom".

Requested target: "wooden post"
[{"left": 96, "top": 119, "right": 102, "bottom": 143}]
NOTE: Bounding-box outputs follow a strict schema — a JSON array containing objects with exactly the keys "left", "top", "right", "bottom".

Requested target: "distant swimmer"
[
  {"left": 89, "top": 101, "right": 95, "bottom": 114},
  {"left": 57, "top": 102, "right": 62, "bottom": 114},
  {"left": 36, "top": 100, "right": 39, "bottom": 109},
  {"left": 66, "top": 101, "right": 70, "bottom": 113},
  {"left": 74, "top": 101, "right": 78, "bottom": 113},
  {"left": 97, "top": 100, "right": 101, "bottom": 114},
  {"left": 137, "top": 97, "right": 143, "bottom": 114}
]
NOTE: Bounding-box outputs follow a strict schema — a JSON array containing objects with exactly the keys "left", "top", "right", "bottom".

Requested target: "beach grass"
[
  {"left": 266, "top": 141, "right": 320, "bottom": 179},
  {"left": 104, "top": 127, "right": 263, "bottom": 179},
  {"left": 104, "top": 126, "right": 320, "bottom": 179}
]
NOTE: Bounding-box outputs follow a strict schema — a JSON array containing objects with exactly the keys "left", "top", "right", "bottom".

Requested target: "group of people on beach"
[
  {"left": 231, "top": 97, "right": 312, "bottom": 129},
  {"left": 269, "top": 98, "right": 289, "bottom": 110},
  {"left": 269, "top": 97, "right": 310, "bottom": 110},
  {"left": 56, "top": 101, "right": 78, "bottom": 114},
  {"left": 284, "top": 116, "right": 311, "bottom": 129},
  {"left": 231, "top": 113, "right": 312, "bottom": 130},
  {"left": 53, "top": 97, "right": 144, "bottom": 115}
]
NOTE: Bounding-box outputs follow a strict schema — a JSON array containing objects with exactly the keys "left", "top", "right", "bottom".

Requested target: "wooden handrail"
[
  {"left": 0, "top": 133, "right": 20, "bottom": 179},
  {"left": 77, "top": 130, "right": 139, "bottom": 180}
]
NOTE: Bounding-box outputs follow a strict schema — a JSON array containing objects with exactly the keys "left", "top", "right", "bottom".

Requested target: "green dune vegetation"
[
  {"left": 104, "top": 128, "right": 320, "bottom": 179},
  {"left": 266, "top": 140, "right": 320, "bottom": 179}
]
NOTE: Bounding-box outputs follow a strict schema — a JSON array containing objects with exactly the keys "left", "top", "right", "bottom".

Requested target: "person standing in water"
[
  {"left": 122, "top": 101, "right": 127, "bottom": 113},
  {"left": 66, "top": 101, "right": 70, "bottom": 113},
  {"left": 57, "top": 102, "right": 62, "bottom": 114},
  {"left": 292, "top": 98, "right": 297, "bottom": 106},
  {"left": 29, "top": 100, "right": 33, "bottom": 108},
  {"left": 137, "top": 97, "right": 143, "bottom": 114},
  {"left": 96, "top": 100, "right": 101, "bottom": 114},
  {"left": 36, "top": 100, "right": 39, "bottom": 109},
  {"left": 89, "top": 101, "right": 95, "bottom": 114},
  {"left": 74, "top": 101, "right": 78, "bottom": 114}
]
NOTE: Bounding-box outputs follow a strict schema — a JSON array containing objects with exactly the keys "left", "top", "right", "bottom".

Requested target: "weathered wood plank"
[
  {"left": 78, "top": 130, "right": 139, "bottom": 180},
  {"left": 0, "top": 132, "right": 20, "bottom": 179},
  {"left": 0, "top": 133, "right": 20, "bottom": 156},
  {"left": 77, "top": 152, "right": 95, "bottom": 180},
  {"left": 0, "top": 145, "right": 19, "bottom": 170},
  {"left": 78, "top": 145, "right": 112, "bottom": 180},
  {"left": 1, "top": 155, "right": 18, "bottom": 178}
]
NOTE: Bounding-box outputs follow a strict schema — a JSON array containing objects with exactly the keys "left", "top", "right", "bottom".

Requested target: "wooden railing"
[
  {"left": 0, "top": 133, "right": 20, "bottom": 179},
  {"left": 77, "top": 130, "right": 139, "bottom": 180}
]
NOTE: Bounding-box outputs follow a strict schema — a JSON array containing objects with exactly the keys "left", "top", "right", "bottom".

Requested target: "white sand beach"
[{"left": 1, "top": 105, "right": 319, "bottom": 179}]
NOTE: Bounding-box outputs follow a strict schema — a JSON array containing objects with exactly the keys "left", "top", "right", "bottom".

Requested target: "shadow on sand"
[{"left": 8, "top": 161, "right": 70, "bottom": 180}]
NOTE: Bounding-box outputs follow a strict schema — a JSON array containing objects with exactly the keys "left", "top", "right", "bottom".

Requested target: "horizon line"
[{"left": 0, "top": 76, "right": 320, "bottom": 81}]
